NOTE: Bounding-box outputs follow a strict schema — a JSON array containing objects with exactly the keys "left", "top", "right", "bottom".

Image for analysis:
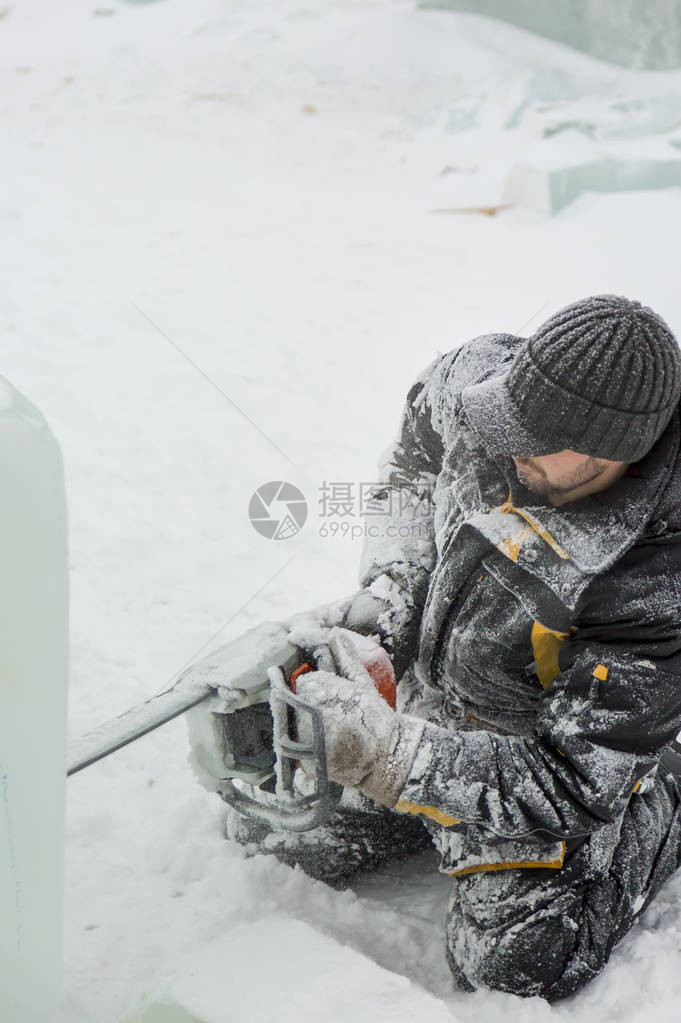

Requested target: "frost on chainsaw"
[{"left": 184, "top": 621, "right": 299, "bottom": 791}]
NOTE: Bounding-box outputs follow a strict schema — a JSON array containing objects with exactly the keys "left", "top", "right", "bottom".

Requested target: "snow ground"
[{"left": 3, "top": 0, "right": 681, "bottom": 1019}]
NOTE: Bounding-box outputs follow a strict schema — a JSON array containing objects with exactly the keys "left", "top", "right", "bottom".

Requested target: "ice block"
[{"left": 0, "top": 377, "right": 69, "bottom": 1021}]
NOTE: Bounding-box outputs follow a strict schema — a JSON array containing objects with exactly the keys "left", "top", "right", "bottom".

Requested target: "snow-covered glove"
[
  {"left": 294, "top": 629, "right": 425, "bottom": 807},
  {"left": 342, "top": 587, "right": 419, "bottom": 682},
  {"left": 341, "top": 589, "right": 391, "bottom": 639},
  {"left": 286, "top": 591, "right": 390, "bottom": 676},
  {"left": 311, "top": 592, "right": 392, "bottom": 674}
]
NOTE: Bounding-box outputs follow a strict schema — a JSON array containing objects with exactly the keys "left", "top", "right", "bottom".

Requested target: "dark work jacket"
[{"left": 358, "top": 334, "right": 681, "bottom": 876}]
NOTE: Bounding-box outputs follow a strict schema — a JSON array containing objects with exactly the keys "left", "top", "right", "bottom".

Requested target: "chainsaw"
[{"left": 67, "top": 622, "right": 396, "bottom": 833}]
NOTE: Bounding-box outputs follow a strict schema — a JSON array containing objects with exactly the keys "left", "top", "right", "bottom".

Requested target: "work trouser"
[{"left": 226, "top": 768, "right": 681, "bottom": 1001}]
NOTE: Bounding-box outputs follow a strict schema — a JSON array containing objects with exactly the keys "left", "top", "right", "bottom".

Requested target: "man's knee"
[{"left": 446, "top": 881, "right": 596, "bottom": 1001}]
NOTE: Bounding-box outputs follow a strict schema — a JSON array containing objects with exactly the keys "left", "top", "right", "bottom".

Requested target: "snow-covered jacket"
[{"left": 359, "top": 334, "right": 681, "bottom": 876}]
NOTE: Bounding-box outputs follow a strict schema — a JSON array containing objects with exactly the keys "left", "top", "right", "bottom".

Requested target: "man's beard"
[{"left": 514, "top": 456, "right": 606, "bottom": 500}]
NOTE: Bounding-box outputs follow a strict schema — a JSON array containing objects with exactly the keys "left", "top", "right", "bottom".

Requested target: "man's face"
[{"left": 512, "top": 450, "right": 622, "bottom": 502}]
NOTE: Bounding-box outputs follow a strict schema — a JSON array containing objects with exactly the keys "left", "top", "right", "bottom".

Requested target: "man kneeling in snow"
[{"left": 232, "top": 294, "right": 681, "bottom": 1000}]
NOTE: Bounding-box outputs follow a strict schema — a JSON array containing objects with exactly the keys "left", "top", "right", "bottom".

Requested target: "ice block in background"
[
  {"left": 422, "top": 0, "right": 681, "bottom": 70},
  {"left": 0, "top": 378, "right": 69, "bottom": 1021}
]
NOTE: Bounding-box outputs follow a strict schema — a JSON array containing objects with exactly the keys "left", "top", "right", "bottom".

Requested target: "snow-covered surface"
[
  {"left": 125, "top": 915, "right": 456, "bottom": 1023},
  {"left": 3, "top": 1, "right": 681, "bottom": 1020}
]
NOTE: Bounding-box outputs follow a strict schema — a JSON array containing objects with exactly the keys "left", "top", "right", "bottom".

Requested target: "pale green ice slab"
[
  {"left": 422, "top": 0, "right": 681, "bottom": 70},
  {"left": 0, "top": 378, "right": 69, "bottom": 1021},
  {"left": 505, "top": 156, "right": 681, "bottom": 215}
]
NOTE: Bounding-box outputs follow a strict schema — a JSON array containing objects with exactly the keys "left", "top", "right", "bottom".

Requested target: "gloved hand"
[
  {"left": 342, "top": 588, "right": 417, "bottom": 683},
  {"left": 341, "top": 589, "right": 391, "bottom": 638},
  {"left": 294, "top": 628, "right": 425, "bottom": 807},
  {"left": 286, "top": 590, "right": 391, "bottom": 676}
]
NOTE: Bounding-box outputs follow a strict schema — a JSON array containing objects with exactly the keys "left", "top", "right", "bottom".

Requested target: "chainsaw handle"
[
  {"left": 289, "top": 661, "right": 315, "bottom": 692},
  {"left": 216, "top": 630, "right": 396, "bottom": 834},
  {"left": 217, "top": 778, "right": 342, "bottom": 833},
  {"left": 269, "top": 666, "right": 334, "bottom": 795},
  {"left": 217, "top": 665, "right": 343, "bottom": 833}
]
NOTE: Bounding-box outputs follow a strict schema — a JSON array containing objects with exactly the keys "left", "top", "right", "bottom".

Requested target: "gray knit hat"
[{"left": 462, "top": 295, "right": 681, "bottom": 462}]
